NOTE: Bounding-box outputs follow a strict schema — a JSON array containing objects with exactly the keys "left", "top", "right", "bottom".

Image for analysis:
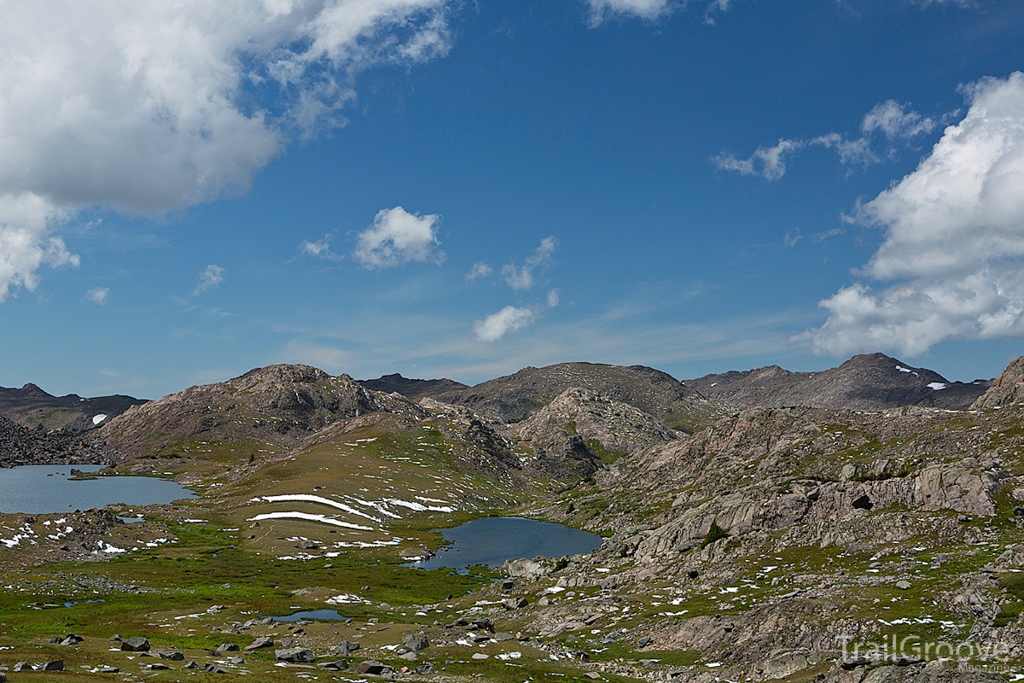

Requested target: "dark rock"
[
  {"left": 110, "top": 633, "right": 122, "bottom": 642},
  {"left": 501, "top": 580, "right": 515, "bottom": 590},
  {"left": 503, "top": 597, "right": 528, "bottom": 610},
  {"left": 157, "top": 650, "right": 185, "bottom": 661},
  {"left": 452, "top": 617, "right": 469, "bottom": 627},
  {"left": 275, "top": 647, "right": 315, "bottom": 663},
  {"left": 470, "top": 617, "right": 494, "bottom": 632},
  {"left": 851, "top": 495, "right": 873, "bottom": 511},
  {"left": 42, "top": 660, "right": 64, "bottom": 672},
  {"left": 147, "top": 663, "right": 172, "bottom": 670},
  {"left": 637, "top": 636, "right": 653, "bottom": 648},
  {"left": 98, "top": 665, "right": 119, "bottom": 673},
  {"left": 204, "top": 663, "right": 230, "bottom": 674},
  {"left": 184, "top": 661, "right": 200, "bottom": 670},
  {"left": 356, "top": 660, "right": 395, "bottom": 676},
  {"left": 414, "top": 664, "right": 435, "bottom": 674},
  {"left": 216, "top": 643, "right": 240, "bottom": 652},
  {"left": 12, "top": 662, "right": 32, "bottom": 672},
  {"left": 120, "top": 636, "right": 151, "bottom": 652}
]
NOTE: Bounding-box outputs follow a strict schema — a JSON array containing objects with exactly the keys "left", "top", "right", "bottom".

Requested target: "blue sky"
[{"left": 1, "top": 0, "right": 1023, "bottom": 399}]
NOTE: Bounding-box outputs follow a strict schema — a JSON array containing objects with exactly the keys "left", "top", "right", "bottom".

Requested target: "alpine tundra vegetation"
[{"left": 2, "top": 353, "right": 1024, "bottom": 682}]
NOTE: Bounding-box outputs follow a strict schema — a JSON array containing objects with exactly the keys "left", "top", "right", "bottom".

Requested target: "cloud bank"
[
  {"left": 0, "top": 0, "right": 453, "bottom": 299},
  {"left": 354, "top": 206, "right": 443, "bottom": 269},
  {"left": 807, "top": 72, "right": 1024, "bottom": 356}
]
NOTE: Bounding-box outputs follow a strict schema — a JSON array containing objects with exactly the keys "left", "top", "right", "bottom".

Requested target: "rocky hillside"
[
  {"left": 499, "top": 355, "right": 1024, "bottom": 681},
  {"left": 358, "top": 373, "right": 468, "bottom": 399},
  {"left": 435, "top": 362, "right": 725, "bottom": 433},
  {"left": 973, "top": 355, "right": 1024, "bottom": 408},
  {"left": 97, "top": 364, "right": 424, "bottom": 459},
  {"left": 686, "top": 352, "right": 989, "bottom": 410},
  {"left": 510, "top": 387, "right": 678, "bottom": 480},
  {"left": 0, "top": 415, "right": 108, "bottom": 467},
  {"left": 0, "top": 383, "right": 145, "bottom": 432}
]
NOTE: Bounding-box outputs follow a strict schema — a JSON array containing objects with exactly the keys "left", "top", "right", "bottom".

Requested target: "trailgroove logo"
[{"left": 840, "top": 634, "right": 1011, "bottom": 664}]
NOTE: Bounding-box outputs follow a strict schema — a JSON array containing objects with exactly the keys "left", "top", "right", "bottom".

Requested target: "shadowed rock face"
[
  {"left": 686, "top": 353, "right": 990, "bottom": 411},
  {"left": 358, "top": 373, "right": 468, "bottom": 399}
]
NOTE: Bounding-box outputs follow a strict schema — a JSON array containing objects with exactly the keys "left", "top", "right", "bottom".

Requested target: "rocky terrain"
[
  {"left": 433, "top": 362, "right": 725, "bottom": 433},
  {"left": 0, "top": 415, "right": 108, "bottom": 467},
  {"left": 687, "top": 353, "right": 990, "bottom": 411},
  {"left": 0, "top": 382, "right": 145, "bottom": 432},
  {"left": 5, "top": 353, "right": 1024, "bottom": 682}
]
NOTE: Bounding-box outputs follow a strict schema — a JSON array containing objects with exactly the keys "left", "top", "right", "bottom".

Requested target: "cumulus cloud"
[
  {"left": 194, "top": 265, "right": 225, "bottom": 296},
  {"left": 807, "top": 72, "right": 1024, "bottom": 356},
  {"left": 300, "top": 234, "right": 343, "bottom": 261},
  {"left": 716, "top": 101, "right": 938, "bottom": 180},
  {"left": 473, "top": 305, "right": 537, "bottom": 342},
  {"left": 86, "top": 287, "right": 110, "bottom": 305},
  {"left": 502, "top": 237, "right": 558, "bottom": 291},
  {"left": 0, "top": 0, "right": 453, "bottom": 299},
  {"left": 0, "top": 193, "right": 78, "bottom": 301},
  {"left": 465, "top": 262, "right": 493, "bottom": 281},
  {"left": 354, "top": 206, "right": 443, "bottom": 269}
]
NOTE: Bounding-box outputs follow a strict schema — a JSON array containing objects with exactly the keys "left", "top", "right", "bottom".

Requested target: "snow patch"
[
  {"left": 92, "top": 414, "right": 108, "bottom": 425},
  {"left": 247, "top": 511, "right": 375, "bottom": 531},
  {"left": 928, "top": 382, "right": 947, "bottom": 390}
]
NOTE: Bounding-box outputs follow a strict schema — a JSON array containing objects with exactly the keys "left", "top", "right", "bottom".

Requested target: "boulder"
[
  {"left": 401, "top": 632, "right": 429, "bottom": 652},
  {"left": 319, "top": 660, "right": 349, "bottom": 671},
  {"left": 42, "top": 660, "right": 64, "bottom": 672},
  {"left": 330, "top": 640, "right": 359, "bottom": 656},
  {"left": 216, "top": 643, "right": 240, "bottom": 652},
  {"left": 356, "top": 660, "right": 395, "bottom": 675},
  {"left": 120, "top": 636, "right": 151, "bottom": 652},
  {"left": 245, "top": 636, "right": 274, "bottom": 651},
  {"left": 275, "top": 647, "right": 316, "bottom": 663},
  {"left": 157, "top": 650, "right": 185, "bottom": 661}
]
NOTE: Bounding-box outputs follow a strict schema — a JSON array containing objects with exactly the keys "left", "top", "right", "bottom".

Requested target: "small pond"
[
  {"left": 0, "top": 465, "right": 196, "bottom": 514},
  {"left": 413, "top": 516, "right": 602, "bottom": 572},
  {"left": 272, "top": 609, "right": 349, "bottom": 622}
]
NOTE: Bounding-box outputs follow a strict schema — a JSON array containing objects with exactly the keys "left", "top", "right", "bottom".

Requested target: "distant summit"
[
  {"left": 358, "top": 373, "right": 468, "bottom": 399},
  {"left": 0, "top": 383, "right": 146, "bottom": 433},
  {"left": 685, "top": 352, "right": 990, "bottom": 411}
]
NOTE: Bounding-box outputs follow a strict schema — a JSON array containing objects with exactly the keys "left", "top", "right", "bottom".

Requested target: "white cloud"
[
  {"left": 717, "top": 101, "right": 939, "bottom": 180},
  {"left": 0, "top": 0, "right": 452, "bottom": 299},
  {"left": 712, "top": 139, "right": 803, "bottom": 181},
  {"left": 86, "top": 287, "right": 110, "bottom": 305},
  {"left": 547, "top": 289, "right": 560, "bottom": 308},
  {"left": 586, "top": 0, "right": 674, "bottom": 24},
  {"left": 473, "top": 305, "right": 537, "bottom": 342},
  {"left": 0, "top": 193, "right": 78, "bottom": 301},
  {"left": 807, "top": 72, "right": 1024, "bottom": 357},
  {"left": 300, "top": 234, "right": 343, "bottom": 261},
  {"left": 501, "top": 236, "right": 558, "bottom": 291},
  {"left": 194, "top": 264, "right": 225, "bottom": 296},
  {"left": 354, "top": 206, "right": 443, "bottom": 269},
  {"left": 466, "top": 262, "right": 493, "bottom": 281},
  {"left": 861, "top": 99, "right": 937, "bottom": 140}
]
